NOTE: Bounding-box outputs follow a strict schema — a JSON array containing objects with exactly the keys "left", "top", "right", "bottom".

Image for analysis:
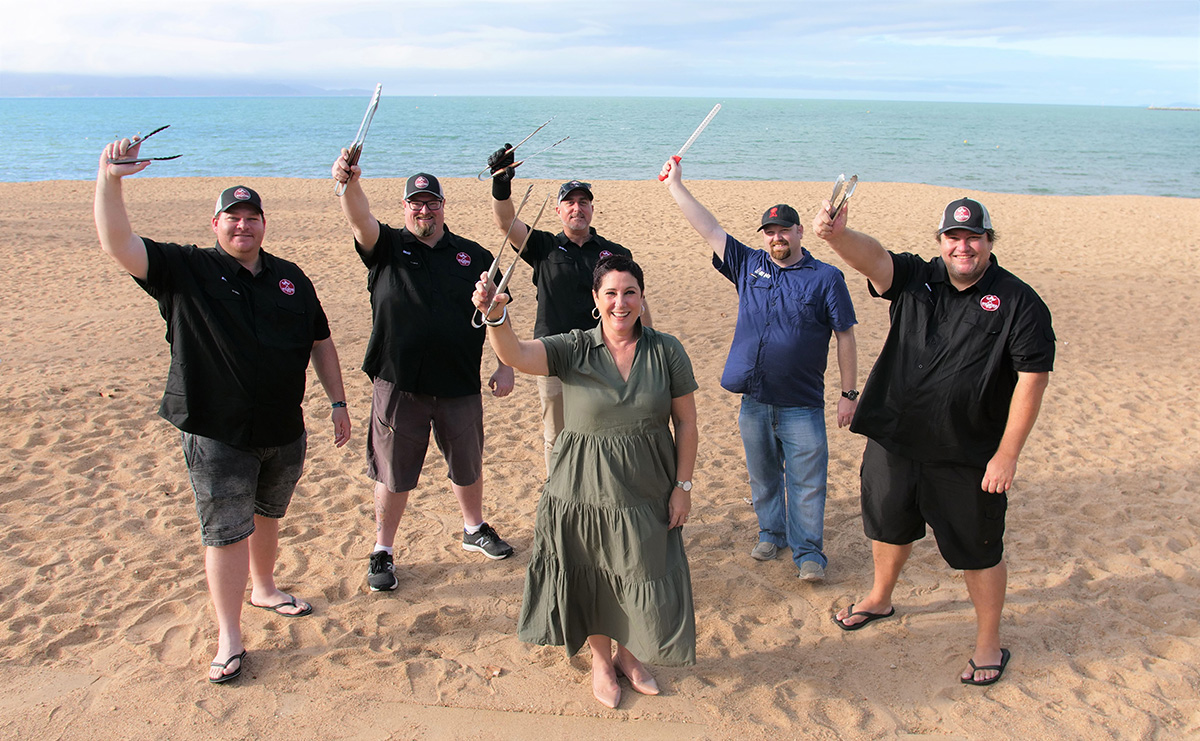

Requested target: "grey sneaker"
[
  {"left": 462, "top": 522, "right": 514, "bottom": 560},
  {"left": 798, "top": 561, "right": 826, "bottom": 582},
  {"left": 367, "top": 550, "right": 399, "bottom": 592},
  {"left": 750, "top": 541, "right": 778, "bottom": 561}
]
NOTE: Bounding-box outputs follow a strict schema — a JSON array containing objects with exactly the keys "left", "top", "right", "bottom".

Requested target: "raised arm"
[
  {"left": 310, "top": 336, "right": 351, "bottom": 448},
  {"left": 658, "top": 157, "right": 729, "bottom": 260},
  {"left": 811, "top": 201, "right": 895, "bottom": 295},
  {"left": 473, "top": 272, "right": 549, "bottom": 376},
  {"left": 332, "top": 147, "right": 381, "bottom": 254},
  {"left": 94, "top": 139, "right": 151, "bottom": 279},
  {"left": 982, "top": 371, "right": 1049, "bottom": 494},
  {"left": 488, "top": 144, "right": 531, "bottom": 251}
]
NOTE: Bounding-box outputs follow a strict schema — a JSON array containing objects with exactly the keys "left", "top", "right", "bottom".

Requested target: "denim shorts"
[
  {"left": 182, "top": 431, "right": 307, "bottom": 547},
  {"left": 367, "top": 378, "right": 483, "bottom": 493},
  {"left": 860, "top": 438, "right": 1006, "bottom": 570}
]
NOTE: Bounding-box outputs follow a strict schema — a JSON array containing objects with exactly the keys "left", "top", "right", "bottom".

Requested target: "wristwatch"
[
  {"left": 841, "top": 389, "right": 859, "bottom": 401},
  {"left": 675, "top": 480, "right": 693, "bottom": 492}
]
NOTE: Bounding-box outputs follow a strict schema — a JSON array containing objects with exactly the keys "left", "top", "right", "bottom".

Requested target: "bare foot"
[
  {"left": 960, "top": 647, "right": 1010, "bottom": 686},
  {"left": 208, "top": 650, "right": 246, "bottom": 684},
  {"left": 833, "top": 599, "right": 894, "bottom": 630}
]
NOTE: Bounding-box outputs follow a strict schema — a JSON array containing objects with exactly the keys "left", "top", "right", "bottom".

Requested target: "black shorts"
[{"left": 860, "top": 439, "right": 1006, "bottom": 570}]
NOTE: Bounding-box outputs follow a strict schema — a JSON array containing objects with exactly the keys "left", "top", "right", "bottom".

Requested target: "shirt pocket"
[
  {"left": 963, "top": 306, "right": 1004, "bottom": 335},
  {"left": 265, "top": 296, "right": 312, "bottom": 349}
]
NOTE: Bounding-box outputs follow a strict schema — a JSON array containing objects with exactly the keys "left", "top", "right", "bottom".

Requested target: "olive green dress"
[{"left": 517, "top": 326, "right": 699, "bottom": 665}]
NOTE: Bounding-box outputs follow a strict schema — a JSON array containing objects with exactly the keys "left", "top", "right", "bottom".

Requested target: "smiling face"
[
  {"left": 405, "top": 195, "right": 445, "bottom": 241},
  {"left": 211, "top": 204, "right": 265, "bottom": 265},
  {"left": 556, "top": 190, "right": 594, "bottom": 235},
  {"left": 760, "top": 223, "right": 803, "bottom": 265},
  {"left": 592, "top": 269, "right": 643, "bottom": 336},
  {"left": 939, "top": 228, "right": 994, "bottom": 289}
]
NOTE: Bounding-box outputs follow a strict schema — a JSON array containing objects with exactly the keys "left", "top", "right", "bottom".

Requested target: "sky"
[{"left": 2, "top": 0, "right": 1197, "bottom": 106}]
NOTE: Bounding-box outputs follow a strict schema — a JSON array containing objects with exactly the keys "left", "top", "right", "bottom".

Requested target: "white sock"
[
  {"left": 464, "top": 523, "right": 482, "bottom": 535},
  {"left": 373, "top": 544, "right": 393, "bottom": 555}
]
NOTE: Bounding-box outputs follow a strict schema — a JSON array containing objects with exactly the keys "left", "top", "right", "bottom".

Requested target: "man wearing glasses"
[
  {"left": 333, "top": 152, "right": 515, "bottom": 594},
  {"left": 488, "top": 148, "right": 651, "bottom": 475}
]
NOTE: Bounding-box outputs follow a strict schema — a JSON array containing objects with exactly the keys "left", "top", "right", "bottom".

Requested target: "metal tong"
[
  {"left": 828, "top": 174, "right": 858, "bottom": 221},
  {"left": 471, "top": 185, "right": 553, "bottom": 328},
  {"left": 476, "top": 116, "right": 568, "bottom": 181},
  {"left": 335, "top": 83, "right": 382, "bottom": 196},
  {"left": 658, "top": 103, "right": 721, "bottom": 181},
  {"left": 107, "top": 125, "right": 182, "bottom": 164}
]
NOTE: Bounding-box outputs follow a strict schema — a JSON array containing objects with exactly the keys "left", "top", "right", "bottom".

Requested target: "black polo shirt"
[
  {"left": 135, "top": 239, "right": 331, "bottom": 449},
  {"left": 518, "top": 228, "right": 633, "bottom": 338},
  {"left": 358, "top": 223, "right": 491, "bottom": 397},
  {"left": 851, "top": 252, "right": 1055, "bottom": 467}
]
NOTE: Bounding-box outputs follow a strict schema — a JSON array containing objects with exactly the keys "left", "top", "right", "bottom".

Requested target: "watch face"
[{"left": 678, "top": 480, "right": 692, "bottom": 492}]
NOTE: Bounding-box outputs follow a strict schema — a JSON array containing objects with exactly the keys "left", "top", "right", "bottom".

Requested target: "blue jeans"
[{"left": 738, "top": 396, "right": 828, "bottom": 569}]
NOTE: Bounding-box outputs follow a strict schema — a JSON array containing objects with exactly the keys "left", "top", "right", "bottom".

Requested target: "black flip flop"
[
  {"left": 250, "top": 595, "right": 313, "bottom": 617},
  {"left": 209, "top": 650, "right": 246, "bottom": 684},
  {"left": 833, "top": 604, "right": 896, "bottom": 631},
  {"left": 961, "top": 648, "right": 1011, "bottom": 686}
]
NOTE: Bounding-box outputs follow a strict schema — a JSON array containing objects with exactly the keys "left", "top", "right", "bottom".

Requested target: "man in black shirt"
[
  {"left": 813, "top": 197, "right": 1054, "bottom": 686},
  {"left": 95, "top": 139, "right": 351, "bottom": 684},
  {"left": 333, "top": 150, "right": 515, "bottom": 594},
  {"left": 489, "top": 148, "right": 651, "bottom": 474}
]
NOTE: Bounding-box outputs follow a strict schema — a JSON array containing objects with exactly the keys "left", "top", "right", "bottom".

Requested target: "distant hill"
[{"left": 0, "top": 72, "right": 370, "bottom": 97}]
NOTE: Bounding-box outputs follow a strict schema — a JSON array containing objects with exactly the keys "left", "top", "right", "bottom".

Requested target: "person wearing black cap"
[
  {"left": 95, "top": 138, "right": 352, "bottom": 684},
  {"left": 659, "top": 157, "right": 858, "bottom": 584},
  {"left": 813, "top": 195, "right": 1055, "bottom": 686},
  {"left": 488, "top": 146, "right": 651, "bottom": 475},
  {"left": 332, "top": 149, "right": 515, "bottom": 594}
]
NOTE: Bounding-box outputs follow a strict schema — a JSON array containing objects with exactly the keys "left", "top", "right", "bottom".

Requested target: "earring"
[{"left": 592, "top": 307, "right": 601, "bottom": 320}]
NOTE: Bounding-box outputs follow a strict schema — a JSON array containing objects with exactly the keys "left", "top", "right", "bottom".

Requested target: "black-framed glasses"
[{"left": 406, "top": 199, "right": 443, "bottom": 212}]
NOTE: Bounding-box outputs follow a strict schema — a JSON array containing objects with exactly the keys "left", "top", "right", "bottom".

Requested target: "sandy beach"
[{"left": 2, "top": 174, "right": 1198, "bottom": 740}]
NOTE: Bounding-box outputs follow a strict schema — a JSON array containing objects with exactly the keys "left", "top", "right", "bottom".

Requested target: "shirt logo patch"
[
  {"left": 980, "top": 294, "right": 1000, "bottom": 312},
  {"left": 954, "top": 205, "right": 972, "bottom": 223},
  {"left": 415, "top": 176, "right": 429, "bottom": 189},
  {"left": 279, "top": 279, "right": 296, "bottom": 296},
  {"left": 234, "top": 187, "right": 252, "bottom": 201},
  {"left": 456, "top": 252, "right": 471, "bottom": 267},
  {"left": 599, "top": 250, "right": 612, "bottom": 258}
]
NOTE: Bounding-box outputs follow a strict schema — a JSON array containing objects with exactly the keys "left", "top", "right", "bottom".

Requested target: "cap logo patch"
[
  {"left": 234, "top": 187, "right": 251, "bottom": 201},
  {"left": 980, "top": 294, "right": 1000, "bottom": 312},
  {"left": 599, "top": 250, "right": 612, "bottom": 258},
  {"left": 279, "top": 279, "right": 296, "bottom": 296},
  {"left": 456, "top": 252, "right": 471, "bottom": 267},
  {"left": 954, "top": 206, "right": 972, "bottom": 223},
  {"left": 769, "top": 207, "right": 779, "bottom": 218},
  {"left": 415, "top": 176, "right": 429, "bottom": 189}
]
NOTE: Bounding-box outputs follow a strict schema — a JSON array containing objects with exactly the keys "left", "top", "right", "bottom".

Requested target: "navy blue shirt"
[
  {"left": 714, "top": 234, "right": 856, "bottom": 408},
  {"left": 851, "top": 252, "right": 1055, "bottom": 467}
]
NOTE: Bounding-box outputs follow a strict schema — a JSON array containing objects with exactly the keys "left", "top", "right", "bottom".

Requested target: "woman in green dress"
[{"left": 472, "top": 255, "right": 698, "bottom": 709}]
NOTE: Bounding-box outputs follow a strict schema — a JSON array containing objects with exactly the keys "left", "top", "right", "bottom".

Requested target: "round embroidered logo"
[
  {"left": 234, "top": 187, "right": 252, "bottom": 201},
  {"left": 980, "top": 294, "right": 1000, "bottom": 312},
  {"left": 415, "top": 176, "right": 429, "bottom": 189},
  {"left": 456, "top": 252, "right": 471, "bottom": 267},
  {"left": 954, "top": 205, "right": 972, "bottom": 223},
  {"left": 279, "top": 279, "right": 296, "bottom": 296},
  {"left": 599, "top": 250, "right": 612, "bottom": 258}
]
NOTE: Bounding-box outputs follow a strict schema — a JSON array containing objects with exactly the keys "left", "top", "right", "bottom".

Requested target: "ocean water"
[{"left": 2, "top": 96, "right": 1197, "bottom": 197}]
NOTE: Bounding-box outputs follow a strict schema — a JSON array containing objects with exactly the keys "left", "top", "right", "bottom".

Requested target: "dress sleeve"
[
  {"left": 539, "top": 330, "right": 584, "bottom": 379},
  {"left": 661, "top": 333, "right": 700, "bottom": 398}
]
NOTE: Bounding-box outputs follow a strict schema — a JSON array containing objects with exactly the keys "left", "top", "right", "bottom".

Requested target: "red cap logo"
[
  {"left": 980, "top": 294, "right": 1000, "bottom": 312},
  {"left": 769, "top": 207, "right": 779, "bottom": 218},
  {"left": 279, "top": 279, "right": 296, "bottom": 296},
  {"left": 599, "top": 250, "right": 612, "bottom": 258},
  {"left": 415, "top": 176, "right": 429, "bottom": 189},
  {"left": 234, "top": 187, "right": 251, "bottom": 201},
  {"left": 456, "top": 252, "right": 471, "bottom": 267},
  {"left": 954, "top": 206, "right": 972, "bottom": 223}
]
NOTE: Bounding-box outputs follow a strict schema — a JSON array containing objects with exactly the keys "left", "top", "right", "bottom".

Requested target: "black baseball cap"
[
  {"left": 757, "top": 203, "right": 800, "bottom": 231},
  {"left": 405, "top": 173, "right": 444, "bottom": 200},
  {"left": 215, "top": 185, "right": 263, "bottom": 216},
  {"left": 557, "top": 180, "right": 593, "bottom": 203},
  {"left": 938, "top": 197, "right": 993, "bottom": 235}
]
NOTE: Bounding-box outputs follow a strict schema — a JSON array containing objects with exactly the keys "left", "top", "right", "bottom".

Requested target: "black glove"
[{"left": 488, "top": 143, "right": 515, "bottom": 200}]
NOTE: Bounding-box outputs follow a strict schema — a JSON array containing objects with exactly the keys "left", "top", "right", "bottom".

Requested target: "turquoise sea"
[{"left": 2, "top": 96, "right": 1197, "bottom": 197}]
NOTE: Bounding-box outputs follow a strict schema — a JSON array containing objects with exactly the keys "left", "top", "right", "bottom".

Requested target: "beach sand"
[{"left": 1, "top": 175, "right": 1198, "bottom": 739}]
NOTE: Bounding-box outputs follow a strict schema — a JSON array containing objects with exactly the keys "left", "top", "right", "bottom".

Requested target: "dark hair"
[
  {"left": 592, "top": 254, "right": 644, "bottom": 293},
  {"left": 935, "top": 229, "right": 997, "bottom": 243}
]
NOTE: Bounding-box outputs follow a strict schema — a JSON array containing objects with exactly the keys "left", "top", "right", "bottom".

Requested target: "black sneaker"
[
  {"left": 461, "top": 522, "right": 514, "bottom": 560},
  {"left": 367, "top": 550, "right": 399, "bottom": 592}
]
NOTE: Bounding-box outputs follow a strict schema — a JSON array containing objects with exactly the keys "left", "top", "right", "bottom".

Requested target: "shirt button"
[{"left": 918, "top": 364, "right": 924, "bottom": 369}]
